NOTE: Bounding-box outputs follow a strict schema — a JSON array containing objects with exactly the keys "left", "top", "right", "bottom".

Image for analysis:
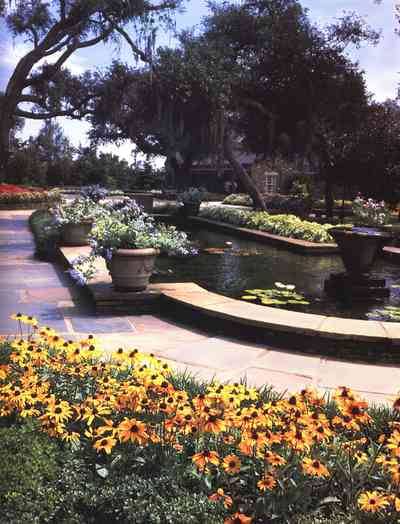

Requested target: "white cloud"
[{"left": 1, "top": 39, "right": 87, "bottom": 75}]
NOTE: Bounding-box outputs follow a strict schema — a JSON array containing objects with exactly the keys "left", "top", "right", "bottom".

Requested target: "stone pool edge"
[{"left": 59, "top": 246, "right": 400, "bottom": 361}]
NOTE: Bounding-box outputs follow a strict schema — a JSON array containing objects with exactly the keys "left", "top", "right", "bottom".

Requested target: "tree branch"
[
  {"left": 111, "top": 24, "right": 152, "bottom": 65},
  {"left": 60, "top": 0, "right": 66, "bottom": 20},
  {"left": 76, "top": 28, "right": 114, "bottom": 49},
  {"left": 29, "top": 27, "right": 39, "bottom": 48},
  {"left": 15, "top": 108, "right": 92, "bottom": 119},
  {"left": 18, "top": 95, "right": 46, "bottom": 105},
  {"left": 42, "top": 36, "right": 74, "bottom": 57}
]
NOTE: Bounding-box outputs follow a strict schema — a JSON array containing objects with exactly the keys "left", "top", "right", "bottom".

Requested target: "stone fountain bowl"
[{"left": 329, "top": 226, "right": 393, "bottom": 276}]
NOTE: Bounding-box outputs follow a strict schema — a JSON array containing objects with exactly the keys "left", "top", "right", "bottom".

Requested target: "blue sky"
[{"left": 1, "top": 0, "right": 399, "bottom": 162}]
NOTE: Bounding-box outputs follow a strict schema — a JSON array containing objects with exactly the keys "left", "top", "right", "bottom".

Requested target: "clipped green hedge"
[
  {"left": 200, "top": 205, "right": 335, "bottom": 243},
  {"left": 0, "top": 422, "right": 63, "bottom": 523},
  {"left": 0, "top": 421, "right": 224, "bottom": 524},
  {"left": 223, "top": 193, "right": 312, "bottom": 215},
  {"left": 29, "top": 209, "right": 60, "bottom": 260},
  {"left": 222, "top": 193, "right": 253, "bottom": 206}
]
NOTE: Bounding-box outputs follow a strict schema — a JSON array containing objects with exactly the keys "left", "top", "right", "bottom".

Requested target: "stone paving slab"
[
  {"left": 70, "top": 316, "right": 136, "bottom": 334},
  {"left": 161, "top": 336, "right": 267, "bottom": 371},
  {"left": 318, "top": 358, "right": 400, "bottom": 395},
  {"left": 254, "top": 350, "right": 323, "bottom": 379},
  {"left": 226, "top": 367, "right": 315, "bottom": 391}
]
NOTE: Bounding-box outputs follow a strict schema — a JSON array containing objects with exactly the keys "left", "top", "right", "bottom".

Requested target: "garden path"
[{"left": 0, "top": 210, "right": 399, "bottom": 405}]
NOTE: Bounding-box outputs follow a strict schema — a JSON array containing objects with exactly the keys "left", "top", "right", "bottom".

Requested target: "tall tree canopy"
[
  {"left": 0, "top": 0, "right": 183, "bottom": 176},
  {"left": 90, "top": 0, "right": 378, "bottom": 209}
]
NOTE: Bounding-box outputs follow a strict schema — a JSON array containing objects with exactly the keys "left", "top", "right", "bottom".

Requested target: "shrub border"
[{"left": 189, "top": 216, "right": 339, "bottom": 255}]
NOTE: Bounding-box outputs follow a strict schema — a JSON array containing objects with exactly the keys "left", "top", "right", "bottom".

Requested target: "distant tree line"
[{"left": 6, "top": 120, "right": 163, "bottom": 190}]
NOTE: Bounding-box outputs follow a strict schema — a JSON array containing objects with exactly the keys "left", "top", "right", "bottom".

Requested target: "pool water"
[{"left": 152, "top": 226, "right": 400, "bottom": 320}]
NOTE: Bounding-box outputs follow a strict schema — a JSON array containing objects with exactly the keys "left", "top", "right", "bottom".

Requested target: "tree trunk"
[
  {"left": 324, "top": 170, "right": 334, "bottom": 220},
  {"left": 223, "top": 130, "right": 266, "bottom": 211},
  {"left": 0, "top": 117, "right": 11, "bottom": 180},
  {"left": 169, "top": 154, "right": 193, "bottom": 190}
]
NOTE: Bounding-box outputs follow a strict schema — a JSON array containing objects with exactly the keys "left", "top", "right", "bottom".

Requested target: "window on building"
[{"left": 265, "top": 174, "right": 278, "bottom": 194}]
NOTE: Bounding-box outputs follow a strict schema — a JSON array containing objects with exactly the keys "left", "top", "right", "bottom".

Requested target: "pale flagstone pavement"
[{"left": 0, "top": 210, "right": 399, "bottom": 404}]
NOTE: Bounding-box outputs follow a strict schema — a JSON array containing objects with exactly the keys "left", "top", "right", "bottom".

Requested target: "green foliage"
[
  {"left": 200, "top": 205, "right": 335, "bottom": 243},
  {"left": 367, "top": 305, "right": 400, "bottom": 321},
  {"left": 52, "top": 197, "right": 107, "bottom": 225},
  {"left": 72, "top": 148, "right": 135, "bottom": 189},
  {"left": 223, "top": 193, "right": 312, "bottom": 215},
  {"left": 0, "top": 423, "right": 224, "bottom": 524},
  {"left": 223, "top": 193, "right": 253, "bottom": 206},
  {"left": 242, "top": 282, "right": 310, "bottom": 306},
  {"left": 29, "top": 209, "right": 60, "bottom": 259},
  {"left": 52, "top": 459, "right": 224, "bottom": 524},
  {"left": 0, "top": 422, "right": 62, "bottom": 523},
  {"left": 200, "top": 205, "right": 252, "bottom": 226}
]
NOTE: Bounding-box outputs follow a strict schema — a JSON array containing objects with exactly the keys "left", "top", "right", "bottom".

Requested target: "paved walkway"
[{"left": 0, "top": 210, "right": 399, "bottom": 404}]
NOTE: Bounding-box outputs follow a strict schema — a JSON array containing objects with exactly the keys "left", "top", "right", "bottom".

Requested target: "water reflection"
[{"left": 153, "top": 227, "right": 400, "bottom": 320}]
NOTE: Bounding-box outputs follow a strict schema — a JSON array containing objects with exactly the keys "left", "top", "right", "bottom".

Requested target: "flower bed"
[
  {"left": 1, "top": 315, "right": 400, "bottom": 523},
  {"left": 200, "top": 206, "right": 335, "bottom": 243},
  {"left": 0, "top": 184, "right": 60, "bottom": 209}
]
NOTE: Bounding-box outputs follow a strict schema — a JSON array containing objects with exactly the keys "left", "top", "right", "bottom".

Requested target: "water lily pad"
[{"left": 241, "top": 282, "right": 311, "bottom": 309}]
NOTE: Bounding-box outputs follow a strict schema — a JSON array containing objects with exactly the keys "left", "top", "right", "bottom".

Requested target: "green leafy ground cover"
[{"left": 200, "top": 206, "right": 336, "bottom": 243}]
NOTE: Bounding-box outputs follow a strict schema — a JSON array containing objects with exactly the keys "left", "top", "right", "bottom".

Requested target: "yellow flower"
[
  {"left": 93, "top": 437, "right": 117, "bottom": 454},
  {"left": 354, "top": 451, "right": 369, "bottom": 465},
  {"left": 302, "top": 457, "right": 330, "bottom": 478},
  {"left": 222, "top": 454, "right": 241, "bottom": 475},
  {"left": 257, "top": 474, "right": 276, "bottom": 491},
  {"left": 192, "top": 450, "right": 220, "bottom": 470},
  {"left": 117, "top": 418, "right": 149, "bottom": 445},
  {"left": 358, "top": 491, "right": 390, "bottom": 513}
]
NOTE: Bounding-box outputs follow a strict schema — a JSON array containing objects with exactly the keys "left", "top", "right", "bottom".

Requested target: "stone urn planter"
[
  {"left": 108, "top": 248, "right": 159, "bottom": 291},
  {"left": 61, "top": 221, "right": 93, "bottom": 246},
  {"left": 329, "top": 226, "right": 392, "bottom": 276}
]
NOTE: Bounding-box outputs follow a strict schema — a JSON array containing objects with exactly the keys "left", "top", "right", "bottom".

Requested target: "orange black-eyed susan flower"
[
  {"left": 257, "top": 474, "right": 277, "bottom": 491},
  {"left": 302, "top": 457, "right": 330, "bottom": 478},
  {"left": 117, "top": 418, "right": 149, "bottom": 445},
  {"left": 358, "top": 491, "right": 390, "bottom": 513},
  {"left": 222, "top": 454, "right": 241, "bottom": 475},
  {"left": 192, "top": 450, "right": 220, "bottom": 470},
  {"left": 93, "top": 436, "right": 117, "bottom": 454},
  {"left": 224, "top": 512, "right": 252, "bottom": 524}
]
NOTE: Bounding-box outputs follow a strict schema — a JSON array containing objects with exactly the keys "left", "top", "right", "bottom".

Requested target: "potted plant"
[
  {"left": 53, "top": 197, "right": 106, "bottom": 246},
  {"left": 178, "top": 187, "right": 206, "bottom": 217},
  {"left": 69, "top": 201, "right": 197, "bottom": 291},
  {"left": 329, "top": 195, "right": 392, "bottom": 276}
]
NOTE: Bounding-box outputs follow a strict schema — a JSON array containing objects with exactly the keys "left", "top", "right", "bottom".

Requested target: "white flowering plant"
[
  {"left": 52, "top": 197, "right": 107, "bottom": 226},
  {"left": 352, "top": 194, "right": 391, "bottom": 227},
  {"left": 67, "top": 204, "right": 197, "bottom": 285}
]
